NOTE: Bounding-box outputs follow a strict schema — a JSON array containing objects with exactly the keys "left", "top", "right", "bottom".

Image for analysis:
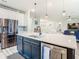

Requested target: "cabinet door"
[
  {"left": 17, "top": 36, "right": 23, "bottom": 54},
  {"left": 23, "top": 41, "right": 32, "bottom": 59},
  {"left": 32, "top": 44, "right": 41, "bottom": 59}
]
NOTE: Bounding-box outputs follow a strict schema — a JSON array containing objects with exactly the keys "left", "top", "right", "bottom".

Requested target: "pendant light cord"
[
  {"left": 34, "top": 0, "right": 37, "bottom": 18},
  {"left": 46, "top": 0, "right": 48, "bottom": 16},
  {"left": 63, "top": 0, "right": 64, "bottom": 11},
  {"left": 62, "top": 0, "right": 66, "bottom": 16}
]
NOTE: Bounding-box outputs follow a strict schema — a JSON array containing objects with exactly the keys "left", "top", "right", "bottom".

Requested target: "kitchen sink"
[{"left": 29, "top": 35, "right": 39, "bottom": 38}]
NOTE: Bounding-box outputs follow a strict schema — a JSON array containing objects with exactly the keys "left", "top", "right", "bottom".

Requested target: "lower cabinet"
[
  {"left": 23, "top": 37, "right": 41, "bottom": 59},
  {"left": 23, "top": 41, "right": 32, "bottom": 59},
  {"left": 17, "top": 35, "right": 41, "bottom": 59},
  {"left": 17, "top": 35, "right": 23, "bottom": 55},
  {"left": 17, "top": 35, "right": 75, "bottom": 59},
  {"left": 32, "top": 44, "right": 41, "bottom": 59}
]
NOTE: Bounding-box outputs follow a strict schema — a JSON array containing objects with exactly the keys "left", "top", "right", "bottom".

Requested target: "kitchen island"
[{"left": 16, "top": 32, "right": 77, "bottom": 59}]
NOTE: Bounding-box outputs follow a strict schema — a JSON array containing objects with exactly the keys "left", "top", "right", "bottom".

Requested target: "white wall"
[
  {"left": 40, "top": 18, "right": 79, "bottom": 33},
  {"left": 24, "top": 10, "right": 40, "bottom": 32},
  {"left": 61, "top": 18, "right": 79, "bottom": 32},
  {"left": 40, "top": 19, "right": 61, "bottom": 33},
  {"left": 0, "top": 8, "right": 25, "bottom": 26}
]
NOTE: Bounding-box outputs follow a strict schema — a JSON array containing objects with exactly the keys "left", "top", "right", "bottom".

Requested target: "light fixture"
[
  {"left": 45, "top": 14, "right": 48, "bottom": 19},
  {"left": 59, "top": 22, "right": 62, "bottom": 25},
  {"left": 62, "top": 0, "right": 66, "bottom": 16},
  {"left": 67, "top": 16, "right": 72, "bottom": 21},
  {"left": 32, "top": 0, "right": 37, "bottom": 18},
  {"left": 62, "top": 10, "right": 66, "bottom": 16},
  {"left": 45, "top": 0, "right": 48, "bottom": 19},
  {"left": 31, "top": 9, "right": 35, "bottom": 12}
]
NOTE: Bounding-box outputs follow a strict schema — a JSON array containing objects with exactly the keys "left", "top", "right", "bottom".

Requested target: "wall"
[
  {"left": 61, "top": 18, "right": 79, "bottom": 32},
  {"left": 40, "top": 18, "right": 79, "bottom": 33},
  {"left": 0, "top": 8, "right": 25, "bottom": 26},
  {"left": 24, "top": 10, "right": 40, "bottom": 32},
  {"left": 40, "top": 19, "right": 61, "bottom": 33}
]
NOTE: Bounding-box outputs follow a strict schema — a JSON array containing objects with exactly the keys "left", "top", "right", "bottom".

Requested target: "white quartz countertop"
[{"left": 17, "top": 32, "right": 77, "bottom": 49}]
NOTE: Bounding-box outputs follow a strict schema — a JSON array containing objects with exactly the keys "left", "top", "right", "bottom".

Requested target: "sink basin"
[{"left": 29, "top": 35, "right": 39, "bottom": 38}]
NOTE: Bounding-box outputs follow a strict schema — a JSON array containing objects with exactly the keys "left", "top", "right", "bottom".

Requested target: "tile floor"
[{"left": 0, "top": 43, "right": 79, "bottom": 59}]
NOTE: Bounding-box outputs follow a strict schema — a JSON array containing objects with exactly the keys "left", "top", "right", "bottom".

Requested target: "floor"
[
  {"left": 0, "top": 46, "right": 24, "bottom": 59},
  {"left": 75, "top": 42, "right": 79, "bottom": 59},
  {"left": 0, "top": 43, "right": 1, "bottom": 49},
  {"left": 0, "top": 43, "right": 79, "bottom": 59}
]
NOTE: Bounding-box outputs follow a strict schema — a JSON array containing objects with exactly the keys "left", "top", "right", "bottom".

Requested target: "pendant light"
[
  {"left": 31, "top": 9, "right": 35, "bottom": 12},
  {"left": 62, "top": 10, "right": 66, "bottom": 16},
  {"left": 62, "top": 0, "right": 66, "bottom": 16},
  {"left": 45, "top": 0, "right": 48, "bottom": 19},
  {"left": 33, "top": 0, "right": 39, "bottom": 25},
  {"left": 68, "top": 16, "right": 71, "bottom": 21},
  {"left": 34, "top": 2, "right": 37, "bottom": 18},
  {"left": 32, "top": 0, "right": 37, "bottom": 19}
]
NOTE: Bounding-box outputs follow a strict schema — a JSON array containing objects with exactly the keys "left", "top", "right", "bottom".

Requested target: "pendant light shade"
[
  {"left": 45, "top": 14, "right": 48, "bottom": 19},
  {"left": 62, "top": 10, "right": 66, "bottom": 16},
  {"left": 31, "top": 9, "right": 35, "bottom": 12},
  {"left": 67, "top": 16, "right": 72, "bottom": 21},
  {"left": 62, "top": 0, "right": 66, "bottom": 16},
  {"left": 44, "top": 0, "right": 48, "bottom": 19},
  {"left": 32, "top": 0, "right": 37, "bottom": 18}
]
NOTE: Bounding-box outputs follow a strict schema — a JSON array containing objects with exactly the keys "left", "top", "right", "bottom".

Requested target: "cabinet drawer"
[{"left": 23, "top": 37, "right": 40, "bottom": 46}]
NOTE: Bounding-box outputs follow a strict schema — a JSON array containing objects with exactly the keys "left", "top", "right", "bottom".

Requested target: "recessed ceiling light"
[
  {"left": 48, "top": 2, "right": 52, "bottom": 7},
  {"left": 59, "top": 22, "right": 62, "bottom": 25},
  {"left": 2, "top": 0, "right": 7, "bottom": 2},
  {"left": 31, "top": 9, "right": 35, "bottom": 12}
]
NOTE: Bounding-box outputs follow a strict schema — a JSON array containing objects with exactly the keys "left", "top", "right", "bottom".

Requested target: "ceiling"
[{"left": 0, "top": 0, "right": 79, "bottom": 21}]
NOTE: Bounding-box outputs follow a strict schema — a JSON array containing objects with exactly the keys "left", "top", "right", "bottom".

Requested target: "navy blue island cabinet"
[
  {"left": 16, "top": 35, "right": 23, "bottom": 55},
  {"left": 16, "top": 35, "right": 41, "bottom": 59},
  {"left": 17, "top": 35, "right": 75, "bottom": 59}
]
